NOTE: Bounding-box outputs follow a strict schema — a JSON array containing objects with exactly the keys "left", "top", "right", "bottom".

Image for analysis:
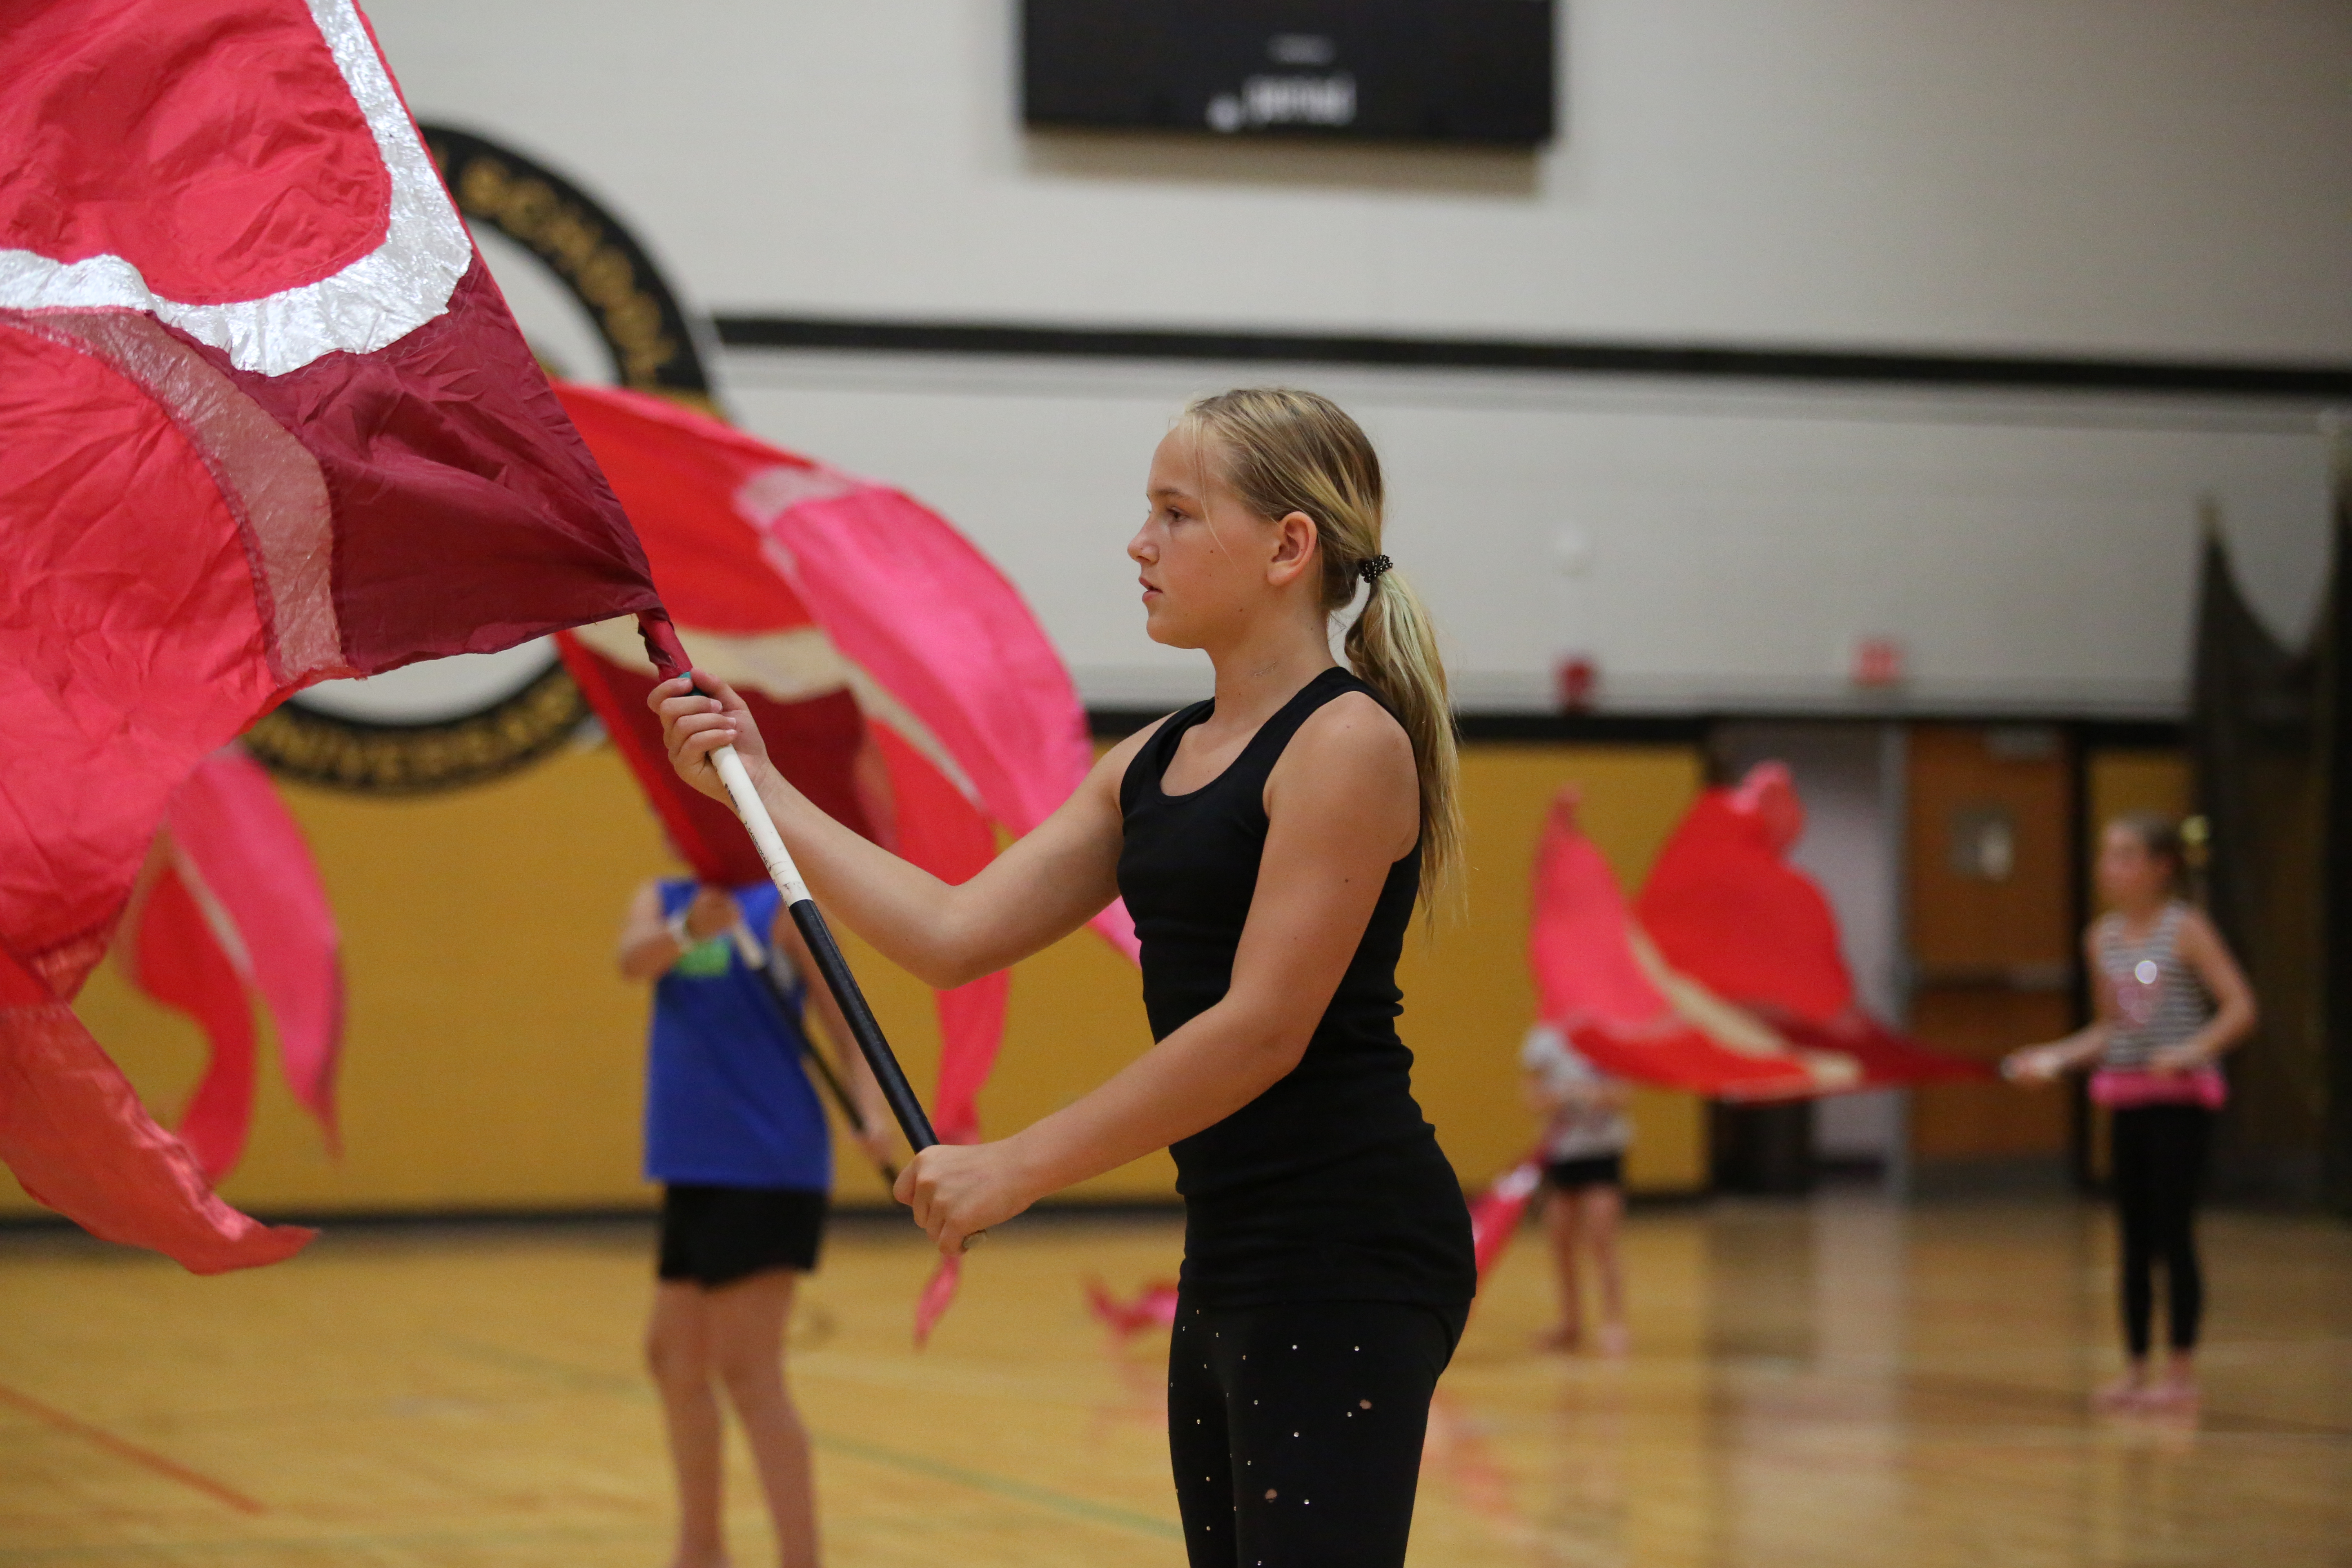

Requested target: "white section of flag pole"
[{"left": 713, "top": 746, "right": 811, "bottom": 905}]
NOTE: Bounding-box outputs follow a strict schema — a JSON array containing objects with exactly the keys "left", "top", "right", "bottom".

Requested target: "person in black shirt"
[{"left": 652, "top": 386, "right": 1475, "bottom": 1566}]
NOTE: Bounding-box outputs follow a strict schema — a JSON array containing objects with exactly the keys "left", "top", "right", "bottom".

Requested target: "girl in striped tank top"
[{"left": 2005, "top": 815, "right": 2257, "bottom": 1413}]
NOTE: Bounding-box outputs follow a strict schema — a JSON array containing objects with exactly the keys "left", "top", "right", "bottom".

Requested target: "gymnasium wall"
[
  {"left": 719, "top": 360, "right": 2334, "bottom": 718},
  {"left": 2, "top": 742, "right": 1705, "bottom": 1222},
  {"left": 370, "top": 0, "right": 2348, "bottom": 717},
  {"left": 369, "top": 0, "right": 2352, "bottom": 359}
]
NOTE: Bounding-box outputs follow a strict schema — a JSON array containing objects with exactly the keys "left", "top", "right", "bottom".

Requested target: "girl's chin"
[{"left": 1140, "top": 612, "right": 1203, "bottom": 652}]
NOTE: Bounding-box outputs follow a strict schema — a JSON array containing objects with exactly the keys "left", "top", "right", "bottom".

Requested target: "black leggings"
[
  {"left": 1168, "top": 1296, "right": 1466, "bottom": 1568},
  {"left": 2111, "top": 1105, "right": 2210, "bottom": 1359}
]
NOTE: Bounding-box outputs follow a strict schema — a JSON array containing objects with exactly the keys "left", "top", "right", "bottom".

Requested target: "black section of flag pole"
[
  {"left": 787, "top": 899, "right": 940, "bottom": 1152},
  {"left": 742, "top": 953, "right": 899, "bottom": 1185}
]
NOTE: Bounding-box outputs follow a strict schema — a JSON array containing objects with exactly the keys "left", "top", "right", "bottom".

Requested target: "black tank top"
[{"left": 1118, "top": 667, "right": 1475, "bottom": 1310}]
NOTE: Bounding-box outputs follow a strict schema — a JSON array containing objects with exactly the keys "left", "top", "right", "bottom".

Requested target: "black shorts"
[
  {"left": 1544, "top": 1153, "right": 1624, "bottom": 1192},
  {"left": 657, "top": 1184, "right": 826, "bottom": 1287}
]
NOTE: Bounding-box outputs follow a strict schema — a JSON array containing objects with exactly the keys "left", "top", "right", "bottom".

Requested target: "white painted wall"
[
  {"left": 369, "top": 0, "right": 2351, "bottom": 712},
  {"left": 721, "top": 350, "right": 2333, "bottom": 711},
  {"left": 376, "top": 0, "right": 2352, "bottom": 358}
]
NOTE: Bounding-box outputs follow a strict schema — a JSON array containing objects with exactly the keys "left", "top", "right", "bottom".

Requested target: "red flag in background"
[
  {"left": 1528, "top": 790, "right": 1831, "bottom": 1100},
  {"left": 1, "top": 0, "right": 662, "bottom": 1268},
  {"left": 1636, "top": 766, "right": 1982, "bottom": 1087},
  {"left": 1525, "top": 777, "right": 1980, "bottom": 1104}
]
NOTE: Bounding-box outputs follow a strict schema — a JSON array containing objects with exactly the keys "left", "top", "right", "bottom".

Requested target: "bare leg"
[
  {"left": 1580, "top": 1185, "right": 1630, "bottom": 1356},
  {"left": 709, "top": 1270, "right": 819, "bottom": 1568},
  {"left": 1537, "top": 1188, "right": 1586, "bottom": 1351},
  {"left": 648, "top": 1282, "right": 730, "bottom": 1568}
]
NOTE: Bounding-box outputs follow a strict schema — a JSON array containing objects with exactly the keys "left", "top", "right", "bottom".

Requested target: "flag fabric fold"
[
  {"left": 1529, "top": 792, "right": 1831, "bottom": 1100},
  {"left": 1528, "top": 776, "right": 1978, "bottom": 1102},
  {"left": 1636, "top": 766, "right": 1982, "bottom": 1087},
  {"left": 1084, "top": 1276, "right": 1182, "bottom": 1339},
  {"left": 0, "top": 941, "right": 314, "bottom": 1274},
  {"left": 2, "top": 0, "right": 663, "bottom": 1268},
  {"left": 116, "top": 746, "right": 346, "bottom": 1180},
  {"left": 545, "top": 385, "right": 1125, "bottom": 1339}
]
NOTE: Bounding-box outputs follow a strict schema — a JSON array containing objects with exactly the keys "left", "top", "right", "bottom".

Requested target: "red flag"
[
  {"left": 1634, "top": 765, "right": 1852, "bottom": 1022},
  {"left": 158, "top": 748, "right": 347, "bottom": 1144},
  {"left": 123, "top": 858, "right": 258, "bottom": 1181},
  {"left": 1467, "top": 1158, "right": 1543, "bottom": 1285},
  {"left": 548, "top": 385, "right": 1135, "bottom": 1119},
  {"left": 2, "top": 0, "right": 660, "bottom": 1267},
  {"left": 1635, "top": 765, "right": 1982, "bottom": 1087},
  {"left": 543, "top": 385, "right": 1129, "bottom": 1341},
  {"left": 1084, "top": 1277, "right": 1182, "bottom": 1339},
  {"left": 117, "top": 747, "right": 346, "bottom": 1180},
  {"left": 0, "top": 941, "right": 312, "bottom": 1273},
  {"left": 1529, "top": 791, "right": 1827, "bottom": 1098}
]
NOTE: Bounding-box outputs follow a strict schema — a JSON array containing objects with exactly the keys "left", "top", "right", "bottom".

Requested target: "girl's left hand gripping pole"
[{"left": 638, "top": 615, "right": 944, "bottom": 1157}]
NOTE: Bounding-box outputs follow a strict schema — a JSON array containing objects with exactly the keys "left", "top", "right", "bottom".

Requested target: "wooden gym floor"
[{"left": 2, "top": 1194, "right": 2348, "bottom": 1567}]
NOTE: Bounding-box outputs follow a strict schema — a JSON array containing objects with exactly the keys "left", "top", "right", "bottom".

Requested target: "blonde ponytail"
[{"left": 1177, "top": 388, "right": 1464, "bottom": 917}]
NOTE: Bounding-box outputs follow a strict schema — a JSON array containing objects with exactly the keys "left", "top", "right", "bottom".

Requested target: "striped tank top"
[{"left": 2095, "top": 903, "right": 2212, "bottom": 1071}]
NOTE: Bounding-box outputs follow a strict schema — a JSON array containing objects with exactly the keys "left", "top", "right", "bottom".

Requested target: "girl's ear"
[{"left": 1267, "top": 509, "right": 1320, "bottom": 584}]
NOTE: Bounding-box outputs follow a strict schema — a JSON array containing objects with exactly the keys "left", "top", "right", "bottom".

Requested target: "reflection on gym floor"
[{"left": 3, "top": 1195, "right": 2348, "bottom": 1567}]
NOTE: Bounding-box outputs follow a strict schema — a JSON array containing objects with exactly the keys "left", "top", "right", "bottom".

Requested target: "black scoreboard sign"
[{"left": 1022, "top": 0, "right": 1556, "bottom": 147}]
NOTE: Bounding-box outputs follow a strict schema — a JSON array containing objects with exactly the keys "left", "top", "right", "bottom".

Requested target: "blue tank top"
[{"left": 644, "top": 879, "right": 831, "bottom": 1190}]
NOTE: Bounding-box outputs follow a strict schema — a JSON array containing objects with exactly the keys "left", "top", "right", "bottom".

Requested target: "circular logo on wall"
[{"left": 243, "top": 125, "right": 718, "bottom": 793}]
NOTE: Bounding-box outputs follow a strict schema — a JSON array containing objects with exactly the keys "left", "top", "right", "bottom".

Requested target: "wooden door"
[{"left": 1904, "top": 725, "right": 2076, "bottom": 1160}]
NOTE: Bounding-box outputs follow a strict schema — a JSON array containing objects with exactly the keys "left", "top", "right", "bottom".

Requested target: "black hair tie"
[{"left": 1357, "top": 554, "right": 1394, "bottom": 584}]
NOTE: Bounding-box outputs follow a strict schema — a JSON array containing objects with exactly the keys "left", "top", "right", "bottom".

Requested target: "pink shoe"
[
  {"left": 1595, "top": 1322, "right": 1631, "bottom": 1359},
  {"left": 2091, "top": 1375, "right": 2148, "bottom": 1413}
]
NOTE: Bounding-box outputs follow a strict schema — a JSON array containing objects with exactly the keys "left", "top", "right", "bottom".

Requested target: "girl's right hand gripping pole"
[{"left": 637, "top": 613, "right": 978, "bottom": 1247}]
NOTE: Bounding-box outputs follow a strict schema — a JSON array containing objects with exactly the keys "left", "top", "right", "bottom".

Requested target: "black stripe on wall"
[
  {"left": 1086, "top": 708, "right": 1715, "bottom": 742},
  {"left": 1087, "top": 710, "right": 2184, "bottom": 744},
  {"left": 715, "top": 315, "right": 2352, "bottom": 400}
]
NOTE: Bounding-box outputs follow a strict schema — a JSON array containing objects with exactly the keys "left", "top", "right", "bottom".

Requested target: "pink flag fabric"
[
  {"left": 556, "top": 385, "right": 1138, "bottom": 961},
  {"left": 1528, "top": 791, "right": 1824, "bottom": 1099},
  {"left": 545, "top": 386, "right": 1126, "bottom": 1339},
  {"left": 1634, "top": 766, "right": 1852, "bottom": 1023},
  {"left": 0, "top": 942, "right": 313, "bottom": 1273},
  {"left": 1467, "top": 1158, "right": 1543, "bottom": 1285},
  {"left": 117, "top": 747, "right": 346, "bottom": 1180},
  {"left": 911, "top": 1252, "right": 966, "bottom": 1348},
  {"left": 1084, "top": 1277, "right": 1182, "bottom": 1339},
  {"left": 123, "top": 860, "right": 258, "bottom": 1181},
  {"left": 2, "top": 0, "right": 662, "bottom": 1268},
  {"left": 156, "top": 748, "right": 346, "bottom": 1145},
  {"left": 1637, "top": 766, "right": 1982, "bottom": 1087},
  {"left": 1526, "top": 777, "right": 1979, "bottom": 1100}
]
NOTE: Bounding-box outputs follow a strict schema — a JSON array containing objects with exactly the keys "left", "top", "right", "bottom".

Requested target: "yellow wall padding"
[{"left": 4, "top": 738, "right": 1704, "bottom": 1220}]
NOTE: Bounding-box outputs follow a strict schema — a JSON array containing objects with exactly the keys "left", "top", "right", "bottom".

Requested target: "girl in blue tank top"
[
  {"left": 653, "top": 388, "right": 1475, "bottom": 1568},
  {"left": 644, "top": 877, "right": 831, "bottom": 1189},
  {"left": 617, "top": 877, "right": 889, "bottom": 1568}
]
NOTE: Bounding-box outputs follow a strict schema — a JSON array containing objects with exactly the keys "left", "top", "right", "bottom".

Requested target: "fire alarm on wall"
[
  {"left": 1849, "top": 635, "right": 1906, "bottom": 689},
  {"left": 1555, "top": 654, "right": 1598, "bottom": 710}
]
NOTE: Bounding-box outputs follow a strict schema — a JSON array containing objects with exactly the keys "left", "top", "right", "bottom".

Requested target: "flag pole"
[
  {"left": 708, "top": 744, "right": 942, "bottom": 1153},
  {"left": 637, "top": 614, "right": 982, "bottom": 1248},
  {"left": 726, "top": 925, "right": 900, "bottom": 1186}
]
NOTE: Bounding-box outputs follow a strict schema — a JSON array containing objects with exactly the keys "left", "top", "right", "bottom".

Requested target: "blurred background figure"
[
  {"left": 617, "top": 878, "right": 889, "bottom": 1568},
  {"left": 2005, "top": 816, "right": 2258, "bottom": 1413},
  {"left": 1521, "top": 1020, "right": 1633, "bottom": 1355}
]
